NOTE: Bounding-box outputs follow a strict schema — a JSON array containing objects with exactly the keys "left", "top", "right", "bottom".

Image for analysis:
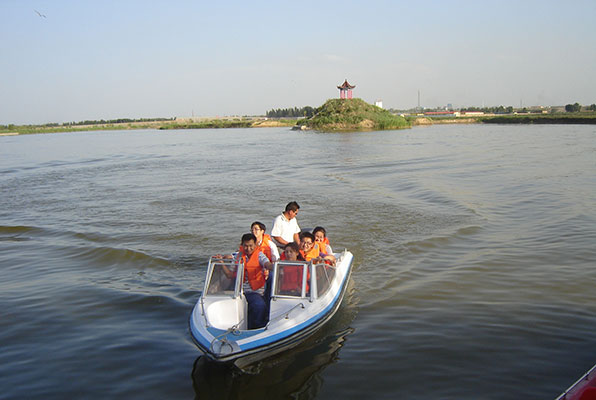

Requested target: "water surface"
[{"left": 1, "top": 125, "right": 595, "bottom": 399}]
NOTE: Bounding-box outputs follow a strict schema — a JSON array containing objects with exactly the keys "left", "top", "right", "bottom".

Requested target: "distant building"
[
  {"left": 461, "top": 111, "right": 484, "bottom": 116},
  {"left": 424, "top": 111, "right": 460, "bottom": 117},
  {"left": 375, "top": 100, "right": 383, "bottom": 108},
  {"left": 337, "top": 79, "right": 355, "bottom": 99}
]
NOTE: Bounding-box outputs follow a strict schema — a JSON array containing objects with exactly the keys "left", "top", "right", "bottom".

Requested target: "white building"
[{"left": 375, "top": 99, "right": 383, "bottom": 108}]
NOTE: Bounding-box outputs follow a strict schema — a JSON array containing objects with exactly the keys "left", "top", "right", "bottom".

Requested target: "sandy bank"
[{"left": 411, "top": 118, "right": 479, "bottom": 126}]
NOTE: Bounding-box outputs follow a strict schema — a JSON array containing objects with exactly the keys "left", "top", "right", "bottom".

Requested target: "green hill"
[{"left": 298, "top": 98, "right": 410, "bottom": 132}]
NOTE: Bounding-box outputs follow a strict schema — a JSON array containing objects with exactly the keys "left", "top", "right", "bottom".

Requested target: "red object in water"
[{"left": 557, "top": 364, "right": 596, "bottom": 400}]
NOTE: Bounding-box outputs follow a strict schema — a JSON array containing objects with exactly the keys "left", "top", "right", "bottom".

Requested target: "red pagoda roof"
[{"left": 337, "top": 79, "right": 355, "bottom": 89}]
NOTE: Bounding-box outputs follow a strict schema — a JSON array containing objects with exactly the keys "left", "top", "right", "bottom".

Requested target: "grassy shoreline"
[
  {"left": 480, "top": 113, "right": 596, "bottom": 124},
  {"left": 411, "top": 112, "right": 596, "bottom": 126},
  {"left": 2, "top": 112, "right": 596, "bottom": 136},
  {"left": 0, "top": 118, "right": 298, "bottom": 135}
]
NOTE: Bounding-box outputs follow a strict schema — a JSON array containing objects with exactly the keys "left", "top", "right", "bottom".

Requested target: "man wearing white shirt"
[{"left": 271, "top": 201, "right": 301, "bottom": 247}]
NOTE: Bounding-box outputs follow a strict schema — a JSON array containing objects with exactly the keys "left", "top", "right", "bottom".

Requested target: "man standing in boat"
[{"left": 271, "top": 201, "right": 301, "bottom": 247}]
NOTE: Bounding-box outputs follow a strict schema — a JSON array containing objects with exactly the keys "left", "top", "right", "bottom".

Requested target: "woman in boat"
[
  {"left": 299, "top": 232, "right": 336, "bottom": 265},
  {"left": 250, "top": 221, "right": 279, "bottom": 263},
  {"left": 313, "top": 226, "right": 333, "bottom": 255},
  {"left": 216, "top": 233, "right": 273, "bottom": 329}
]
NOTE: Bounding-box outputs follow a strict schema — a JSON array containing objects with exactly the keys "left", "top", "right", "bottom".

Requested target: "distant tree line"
[
  {"left": 0, "top": 118, "right": 175, "bottom": 130},
  {"left": 266, "top": 106, "right": 316, "bottom": 118},
  {"left": 564, "top": 103, "right": 596, "bottom": 112},
  {"left": 63, "top": 117, "right": 174, "bottom": 126},
  {"left": 460, "top": 106, "right": 515, "bottom": 114}
]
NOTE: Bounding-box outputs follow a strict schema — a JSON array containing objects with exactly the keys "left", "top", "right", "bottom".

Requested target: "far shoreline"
[{"left": 2, "top": 113, "right": 596, "bottom": 136}]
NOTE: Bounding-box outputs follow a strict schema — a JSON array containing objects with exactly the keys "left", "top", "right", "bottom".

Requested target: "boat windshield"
[
  {"left": 315, "top": 262, "right": 336, "bottom": 297},
  {"left": 204, "top": 257, "right": 242, "bottom": 297},
  {"left": 273, "top": 261, "right": 310, "bottom": 298}
]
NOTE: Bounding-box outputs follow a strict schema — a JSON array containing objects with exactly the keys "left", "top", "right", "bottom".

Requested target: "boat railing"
[
  {"left": 209, "top": 323, "right": 244, "bottom": 353},
  {"left": 264, "top": 302, "right": 306, "bottom": 330}
]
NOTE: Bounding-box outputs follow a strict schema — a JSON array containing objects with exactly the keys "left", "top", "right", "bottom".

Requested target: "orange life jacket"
[
  {"left": 238, "top": 234, "right": 274, "bottom": 262},
  {"left": 300, "top": 243, "right": 321, "bottom": 261},
  {"left": 315, "top": 237, "right": 330, "bottom": 253},
  {"left": 239, "top": 251, "right": 266, "bottom": 291},
  {"left": 261, "top": 234, "right": 274, "bottom": 261}
]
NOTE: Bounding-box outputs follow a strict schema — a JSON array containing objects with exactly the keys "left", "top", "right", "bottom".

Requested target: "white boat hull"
[{"left": 189, "top": 250, "right": 354, "bottom": 367}]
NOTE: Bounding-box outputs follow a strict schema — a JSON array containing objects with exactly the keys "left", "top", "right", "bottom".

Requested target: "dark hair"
[
  {"left": 285, "top": 201, "right": 300, "bottom": 213},
  {"left": 284, "top": 242, "right": 300, "bottom": 253},
  {"left": 251, "top": 221, "right": 266, "bottom": 231},
  {"left": 241, "top": 233, "right": 257, "bottom": 244},
  {"left": 313, "top": 226, "right": 327, "bottom": 237},
  {"left": 300, "top": 231, "right": 315, "bottom": 242},
  {"left": 284, "top": 242, "right": 304, "bottom": 260}
]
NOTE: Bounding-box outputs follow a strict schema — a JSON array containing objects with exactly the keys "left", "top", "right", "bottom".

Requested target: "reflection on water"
[
  {"left": 192, "top": 280, "right": 358, "bottom": 399},
  {"left": 192, "top": 306, "right": 355, "bottom": 400}
]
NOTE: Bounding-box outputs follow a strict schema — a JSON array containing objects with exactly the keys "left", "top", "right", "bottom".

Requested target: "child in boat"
[
  {"left": 313, "top": 226, "right": 333, "bottom": 255},
  {"left": 280, "top": 241, "right": 304, "bottom": 262},
  {"left": 279, "top": 242, "right": 308, "bottom": 295}
]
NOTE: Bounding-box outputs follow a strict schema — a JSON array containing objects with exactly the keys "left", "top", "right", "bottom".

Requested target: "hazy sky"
[{"left": 1, "top": 0, "right": 595, "bottom": 124}]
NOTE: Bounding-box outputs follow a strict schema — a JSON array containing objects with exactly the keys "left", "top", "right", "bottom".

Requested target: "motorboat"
[
  {"left": 189, "top": 249, "right": 354, "bottom": 368},
  {"left": 557, "top": 364, "right": 596, "bottom": 400}
]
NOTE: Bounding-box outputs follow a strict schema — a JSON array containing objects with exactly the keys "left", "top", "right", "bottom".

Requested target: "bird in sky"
[{"left": 34, "top": 10, "right": 46, "bottom": 18}]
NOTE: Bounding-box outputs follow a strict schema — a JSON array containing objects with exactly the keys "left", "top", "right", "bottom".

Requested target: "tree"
[
  {"left": 565, "top": 103, "right": 581, "bottom": 112},
  {"left": 266, "top": 106, "right": 315, "bottom": 118},
  {"left": 589, "top": 104, "right": 596, "bottom": 111}
]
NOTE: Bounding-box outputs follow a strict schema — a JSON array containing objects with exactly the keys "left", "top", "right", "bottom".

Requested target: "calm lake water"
[{"left": 1, "top": 124, "right": 595, "bottom": 399}]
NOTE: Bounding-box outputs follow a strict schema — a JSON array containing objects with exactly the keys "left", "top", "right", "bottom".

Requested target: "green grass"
[
  {"left": 481, "top": 113, "right": 596, "bottom": 124},
  {"left": 158, "top": 119, "right": 253, "bottom": 130},
  {"left": 301, "top": 98, "right": 410, "bottom": 131},
  {"left": 0, "top": 124, "right": 137, "bottom": 135}
]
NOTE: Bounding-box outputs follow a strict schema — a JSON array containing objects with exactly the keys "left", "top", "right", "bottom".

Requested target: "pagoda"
[{"left": 337, "top": 79, "right": 355, "bottom": 99}]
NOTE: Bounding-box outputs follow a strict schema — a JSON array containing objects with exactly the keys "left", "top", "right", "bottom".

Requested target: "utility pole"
[{"left": 418, "top": 90, "right": 421, "bottom": 110}]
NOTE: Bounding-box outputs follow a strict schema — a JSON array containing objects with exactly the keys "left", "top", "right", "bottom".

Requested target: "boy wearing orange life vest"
[{"left": 217, "top": 233, "right": 273, "bottom": 329}]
